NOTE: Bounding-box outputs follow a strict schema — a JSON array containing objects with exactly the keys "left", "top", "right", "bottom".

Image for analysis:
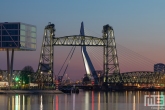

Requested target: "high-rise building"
[
  {"left": 154, "top": 63, "right": 165, "bottom": 73},
  {"left": 0, "top": 22, "right": 36, "bottom": 50},
  {"left": 0, "top": 22, "right": 36, "bottom": 86}
]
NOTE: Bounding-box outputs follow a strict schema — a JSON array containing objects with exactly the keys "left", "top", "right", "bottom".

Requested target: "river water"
[{"left": 0, "top": 90, "right": 164, "bottom": 110}]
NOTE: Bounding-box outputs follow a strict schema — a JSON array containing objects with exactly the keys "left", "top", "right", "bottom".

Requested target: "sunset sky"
[{"left": 0, "top": 0, "right": 165, "bottom": 80}]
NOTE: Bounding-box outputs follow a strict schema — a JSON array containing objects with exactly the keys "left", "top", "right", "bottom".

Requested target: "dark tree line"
[
  {"left": 0, "top": 69, "right": 2, "bottom": 81},
  {"left": 20, "top": 66, "right": 34, "bottom": 84}
]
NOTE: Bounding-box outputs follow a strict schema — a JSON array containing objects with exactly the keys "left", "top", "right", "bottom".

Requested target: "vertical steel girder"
[
  {"left": 36, "top": 23, "right": 55, "bottom": 84},
  {"left": 102, "top": 25, "right": 120, "bottom": 83}
]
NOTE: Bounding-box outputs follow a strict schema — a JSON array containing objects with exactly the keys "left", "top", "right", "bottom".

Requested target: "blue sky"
[{"left": 0, "top": 0, "right": 165, "bottom": 80}]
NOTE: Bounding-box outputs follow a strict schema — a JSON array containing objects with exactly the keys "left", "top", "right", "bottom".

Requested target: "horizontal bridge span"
[
  {"left": 119, "top": 71, "right": 165, "bottom": 84},
  {"left": 121, "top": 71, "right": 155, "bottom": 74},
  {"left": 53, "top": 35, "right": 105, "bottom": 46}
]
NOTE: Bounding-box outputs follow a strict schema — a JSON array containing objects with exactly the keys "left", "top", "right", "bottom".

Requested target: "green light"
[{"left": 15, "top": 77, "right": 19, "bottom": 82}]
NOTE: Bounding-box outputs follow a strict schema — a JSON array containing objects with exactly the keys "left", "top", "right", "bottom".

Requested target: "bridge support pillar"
[
  {"left": 37, "top": 22, "right": 55, "bottom": 85},
  {"left": 102, "top": 24, "right": 120, "bottom": 84},
  {"left": 6, "top": 49, "right": 14, "bottom": 89}
]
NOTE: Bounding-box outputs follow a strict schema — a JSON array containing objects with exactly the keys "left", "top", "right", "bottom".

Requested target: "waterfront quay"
[
  {"left": 0, "top": 84, "right": 165, "bottom": 95},
  {"left": 0, "top": 90, "right": 63, "bottom": 94},
  {"left": 59, "top": 83, "right": 165, "bottom": 92}
]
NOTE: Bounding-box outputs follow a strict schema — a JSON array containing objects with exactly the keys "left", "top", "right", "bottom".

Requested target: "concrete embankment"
[{"left": 0, "top": 90, "right": 63, "bottom": 94}]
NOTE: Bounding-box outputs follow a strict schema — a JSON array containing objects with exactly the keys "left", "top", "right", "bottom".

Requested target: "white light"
[
  {"left": 82, "top": 49, "right": 91, "bottom": 75},
  {"left": 40, "top": 95, "right": 43, "bottom": 110}
]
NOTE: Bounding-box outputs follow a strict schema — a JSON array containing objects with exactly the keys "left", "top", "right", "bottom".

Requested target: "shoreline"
[{"left": 0, "top": 90, "right": 64, "bottom": 94}]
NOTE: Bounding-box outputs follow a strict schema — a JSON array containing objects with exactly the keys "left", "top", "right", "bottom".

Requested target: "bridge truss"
[
  {"left": 34, "top": 23, "right": 120, "bottom": 84},
  {"left": 121, "top": 71, "right": 165, "bottom": 84}
]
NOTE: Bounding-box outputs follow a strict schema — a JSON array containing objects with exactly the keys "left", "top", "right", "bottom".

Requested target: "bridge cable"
[
  {"left": 117, "top": 43, "right": 156, "bottom": 64},
  {"left": 88, "top": 46, "right": 154, "bottom": 72},
  {"left": 87, "top": 47, "right": 103, "bottom": 69},
  {"left": 84, "top": 27, "right": 101, "bottom": 38},
  {"left": 85, "top": 26, "right": 157, "bottom": 63},
  {"left": 117, "top": 46, "right": 153, "bottom": 72},
  {"left": 62, "top": 46, "right": 76, "bottom": 80},
  {"left": 57, "top": 46, "right": 75, "bottom": 76},
  {"left": 117, "top": 45, "right": 155, "bottom": 67},
  {"left": 84, "top": 27, "right": 156, "bottom": 70},
  {"left": 84, "top": 27, "right": 158, "bottom": 75}
]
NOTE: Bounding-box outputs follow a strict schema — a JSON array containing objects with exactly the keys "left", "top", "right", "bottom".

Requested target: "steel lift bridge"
[{"left": 35, "top": 22, "right": 121, "bottom": 85}]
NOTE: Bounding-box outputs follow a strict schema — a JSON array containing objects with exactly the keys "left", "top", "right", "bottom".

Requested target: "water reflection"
[
  {"left": 0, "top": 91, "right": 164, "bottom": 110},
  {"left": 98, "top": 92, "right": 100, "bottom": 110},
  {"left": 73, "top": 94, "right": 75, "bottom": 110},
  {"left": 40, "top": 95, "right": 43, "bottom": 110},
  {"left": 55, "top": 95, "right": 58, "bottom": 110},
  {"left": 92, "top": 91, "right": 94, "bottom": 110},
  {"left": 64, "top": 95, "right": 67, "bottom": 110},
  {"left": 85, "top": 91, "right": 89, "bottom": 110}
]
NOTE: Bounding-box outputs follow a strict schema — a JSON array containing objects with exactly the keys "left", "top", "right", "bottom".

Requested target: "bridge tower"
[
  {"left": 80, "top": 22, "right": 98, "bottom": 84},
  {"left": 36, "top": 23, "right": 55, "bottom": 84},
  {"left": 102, "top": 25, "right": 120, "bottom": 83}
]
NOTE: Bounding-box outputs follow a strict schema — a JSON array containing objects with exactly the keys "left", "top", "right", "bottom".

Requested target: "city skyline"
[{"left": 0, "top": 1, "right": 165, "bottom": 80}]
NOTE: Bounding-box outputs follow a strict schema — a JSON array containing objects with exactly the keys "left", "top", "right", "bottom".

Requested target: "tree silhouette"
[
  {"left": 20, "top": 66, "right": 34, "bottom": 84},
  {"left": 0, "top": 69, "right": 2, "bottom": 81}
]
